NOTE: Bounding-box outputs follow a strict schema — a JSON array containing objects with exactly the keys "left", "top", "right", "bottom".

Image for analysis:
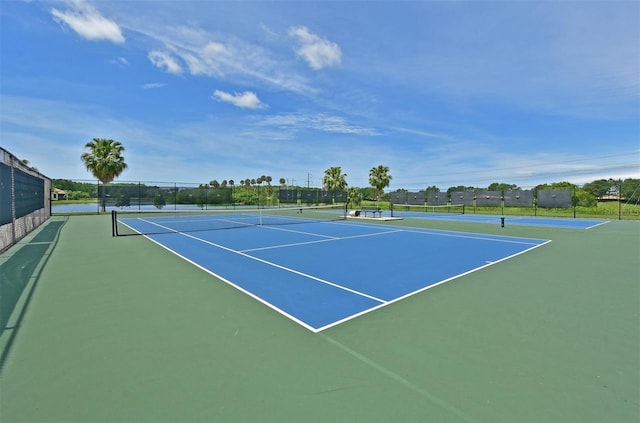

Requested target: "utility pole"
[
  {"left": 307, "top": 173, "right": 312, "bottom": 189},
  {"left": 619, "top": 178, "right": 622, "bottom": 220}
]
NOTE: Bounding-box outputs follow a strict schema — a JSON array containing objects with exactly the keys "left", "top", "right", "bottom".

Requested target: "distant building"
[
  {"left": 51, "top": 188, "right": 68, "bottom": 200},
  {"left": 598, "top": 194, "right": 624, "bottom": 201}
]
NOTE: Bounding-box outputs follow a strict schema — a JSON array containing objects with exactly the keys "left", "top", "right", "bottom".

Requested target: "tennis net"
[
  {"left": 390, "top": 203, "right": 465, "bottom": 217},
  {"left": 111, "top": 204, "right": 348, "bottom": 236}
]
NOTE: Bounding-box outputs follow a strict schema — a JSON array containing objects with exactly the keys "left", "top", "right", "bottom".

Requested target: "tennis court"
[
  {"left": 1, "top": 212, "right": 638, "bottom": 422},
  {"left": 116, "top": 208, "right": 550, "bottom": 332}
]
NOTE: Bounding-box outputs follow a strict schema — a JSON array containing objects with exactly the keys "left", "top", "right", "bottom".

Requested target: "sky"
[{"left": 1, "top": 0, "right": 639, "bottom": 191}]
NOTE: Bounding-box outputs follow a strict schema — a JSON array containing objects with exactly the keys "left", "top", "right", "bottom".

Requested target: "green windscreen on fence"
[
  {"left": 0, "top": 164, "right": 11, "bottom": 226},
  {"left": 1, "top": 163, "right": 46, "bottom": 221},
  {"left": 537, "top": 189, "right": 572, "bottom": 208},
  {"left": 14, "top": 170, "right": 45, "bottom": 219}
]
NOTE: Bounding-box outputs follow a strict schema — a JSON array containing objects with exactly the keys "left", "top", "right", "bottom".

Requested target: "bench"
[{"left": 359, "top": 206, "right": 383, "bottom": 217}]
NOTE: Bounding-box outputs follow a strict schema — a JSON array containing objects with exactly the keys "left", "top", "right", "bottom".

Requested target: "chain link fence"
[{"left": 1, "top": 148, "right": 51, "bottom": 252}]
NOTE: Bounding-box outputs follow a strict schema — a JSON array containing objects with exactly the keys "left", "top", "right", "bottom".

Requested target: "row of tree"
[{"left": 54, "top": 176, "right": 640, "bottom": 201}]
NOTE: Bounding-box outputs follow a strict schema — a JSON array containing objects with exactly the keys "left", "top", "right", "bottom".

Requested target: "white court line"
[
  {"left": 586, "top": 220, "right": 610, "bottom": 229},
  {"left": 338, "top": 221, "right": 547, "bottom": 246},
  {"left": 242, "top": 228, "right": 404, "bottom": 253},
  {"left": 257, "top": 224, "right": 340, "bottom": 239},
  {"left": 138, "top": 218, "right": 388, "bottom": 305},
  {"left": 319, "top": 218, "right": 551, "bottom": 244},
  {"left": 314, "top": 238, "right": 553, "bottom": 332},
  {"left": 396, "top": 228, "right": 544, "bottom": 246}
]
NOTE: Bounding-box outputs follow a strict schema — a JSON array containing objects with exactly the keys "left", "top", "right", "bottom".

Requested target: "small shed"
[{"left": 51, "top": 188, "right": 68, "bottom": 200}]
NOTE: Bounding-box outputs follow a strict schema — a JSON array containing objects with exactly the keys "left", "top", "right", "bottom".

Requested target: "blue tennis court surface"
[
  {"left": 390, "top": 210, "right": 609, "bottom": 229},
  {"left": 121, "top": 216, "right": 550, "bottom": 332}
]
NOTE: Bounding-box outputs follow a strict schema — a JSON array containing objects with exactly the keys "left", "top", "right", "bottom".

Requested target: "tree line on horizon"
[{"left": 61, "top": 138, "right": 638, "bottom": 208}]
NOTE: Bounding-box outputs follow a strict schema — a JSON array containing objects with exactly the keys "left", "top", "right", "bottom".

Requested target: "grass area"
[{"left": 51, "top": 199, "right": 96, "bottom": 205}]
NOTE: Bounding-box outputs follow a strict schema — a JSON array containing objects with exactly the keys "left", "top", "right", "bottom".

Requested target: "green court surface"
[{"left": 0, "top": 215, "right": 638, "bottom": 422}]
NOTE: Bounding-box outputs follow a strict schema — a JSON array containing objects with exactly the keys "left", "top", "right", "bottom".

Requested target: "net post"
[
  {"left": 111, "top": 210, "right": 117, "bottom": 237},
  {"left": 390, "top": 202, "right": 394, "bottom": 217}
]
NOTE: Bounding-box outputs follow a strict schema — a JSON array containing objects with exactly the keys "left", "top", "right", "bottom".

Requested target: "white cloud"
[
  {"left": 289, "top": 26, "right": 342, "bottom": 70},
  {"left": 148, "top": 50, "right": 183, "bottom": 74},
  {"left": 51, "top": 0, "right": 125, "bottom": 44},
  {"left": 180, "top": 41, "right": 230, "bottom": 77},
  {"left": 110, "top": 57, "right": 129, "bottom": 67},
  {"left": 257, "top": 113, "right": 379, "bottom": 136},
  {"left": 311, "top": 115, "right": 378, "bottom": 135},
  {"left": 141, "top": 83, "right": 166, "bottom": 89},
  {"left": 103, "top": 14, "right": 315, "bottom": 95},
  {"left": 213, "top": 90, "right": 267, "bottom": 109}
]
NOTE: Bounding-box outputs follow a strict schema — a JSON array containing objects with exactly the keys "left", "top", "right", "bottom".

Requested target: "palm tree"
[
  {"left": 228, "top": 179, "right": 235, "bottom": 206},
  {"left": 323, "top": 166, "right": 348, "bottom": 191},
  {"left": 347, "top": 187, "right": 362, "bottom": 209},
  {"left": 20, "top": 159, "right": 39, "bottom": 172},
  {"left": 81, "top": 138, "right": 128, "bottom": 211},
  {"left": 256, "top": 176, "right": 264, "bottom": 207},
  {"left": 264, "top": 176, "right": 273, "bottom": 206},
  {"left": 369, "top": 165, "right": 392, "bottom": 208}
]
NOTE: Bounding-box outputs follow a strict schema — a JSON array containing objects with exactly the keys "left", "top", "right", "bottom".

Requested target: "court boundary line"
[
  {"left": 585, "top": 220, "right": 610, "bottom": 229},
  {"left": 321, "top": 219, "right": 549, "bottom": 246},
  {"left": 390, "top": 227, "right": 544, "bottom": 246},
  {"left": 315, "top": 238, "right": 552, "bottom": 332}
]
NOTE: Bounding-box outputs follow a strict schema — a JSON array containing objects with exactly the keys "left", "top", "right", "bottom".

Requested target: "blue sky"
[{"left": 1, "top": 0, "right": 638, "bottom": 191}]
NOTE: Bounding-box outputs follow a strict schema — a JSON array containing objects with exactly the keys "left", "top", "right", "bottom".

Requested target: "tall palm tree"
[
  {"left": 264, "top": 176, "right": 273, "bottom": 206},
  {"left": 228, "top": 179, "right": 235, "bottom": 206},
  {"left": 81, "top": 138, "right": 128, "bottom": 211},
  {"left": 369, "top": 164, "right": 392, "bottom": 208},
  {"left": 323, "top": 166, "right": 348, "bottom": 191},
  {"left": 347, "top": 186, "right": 362, "bottom": 209}
]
